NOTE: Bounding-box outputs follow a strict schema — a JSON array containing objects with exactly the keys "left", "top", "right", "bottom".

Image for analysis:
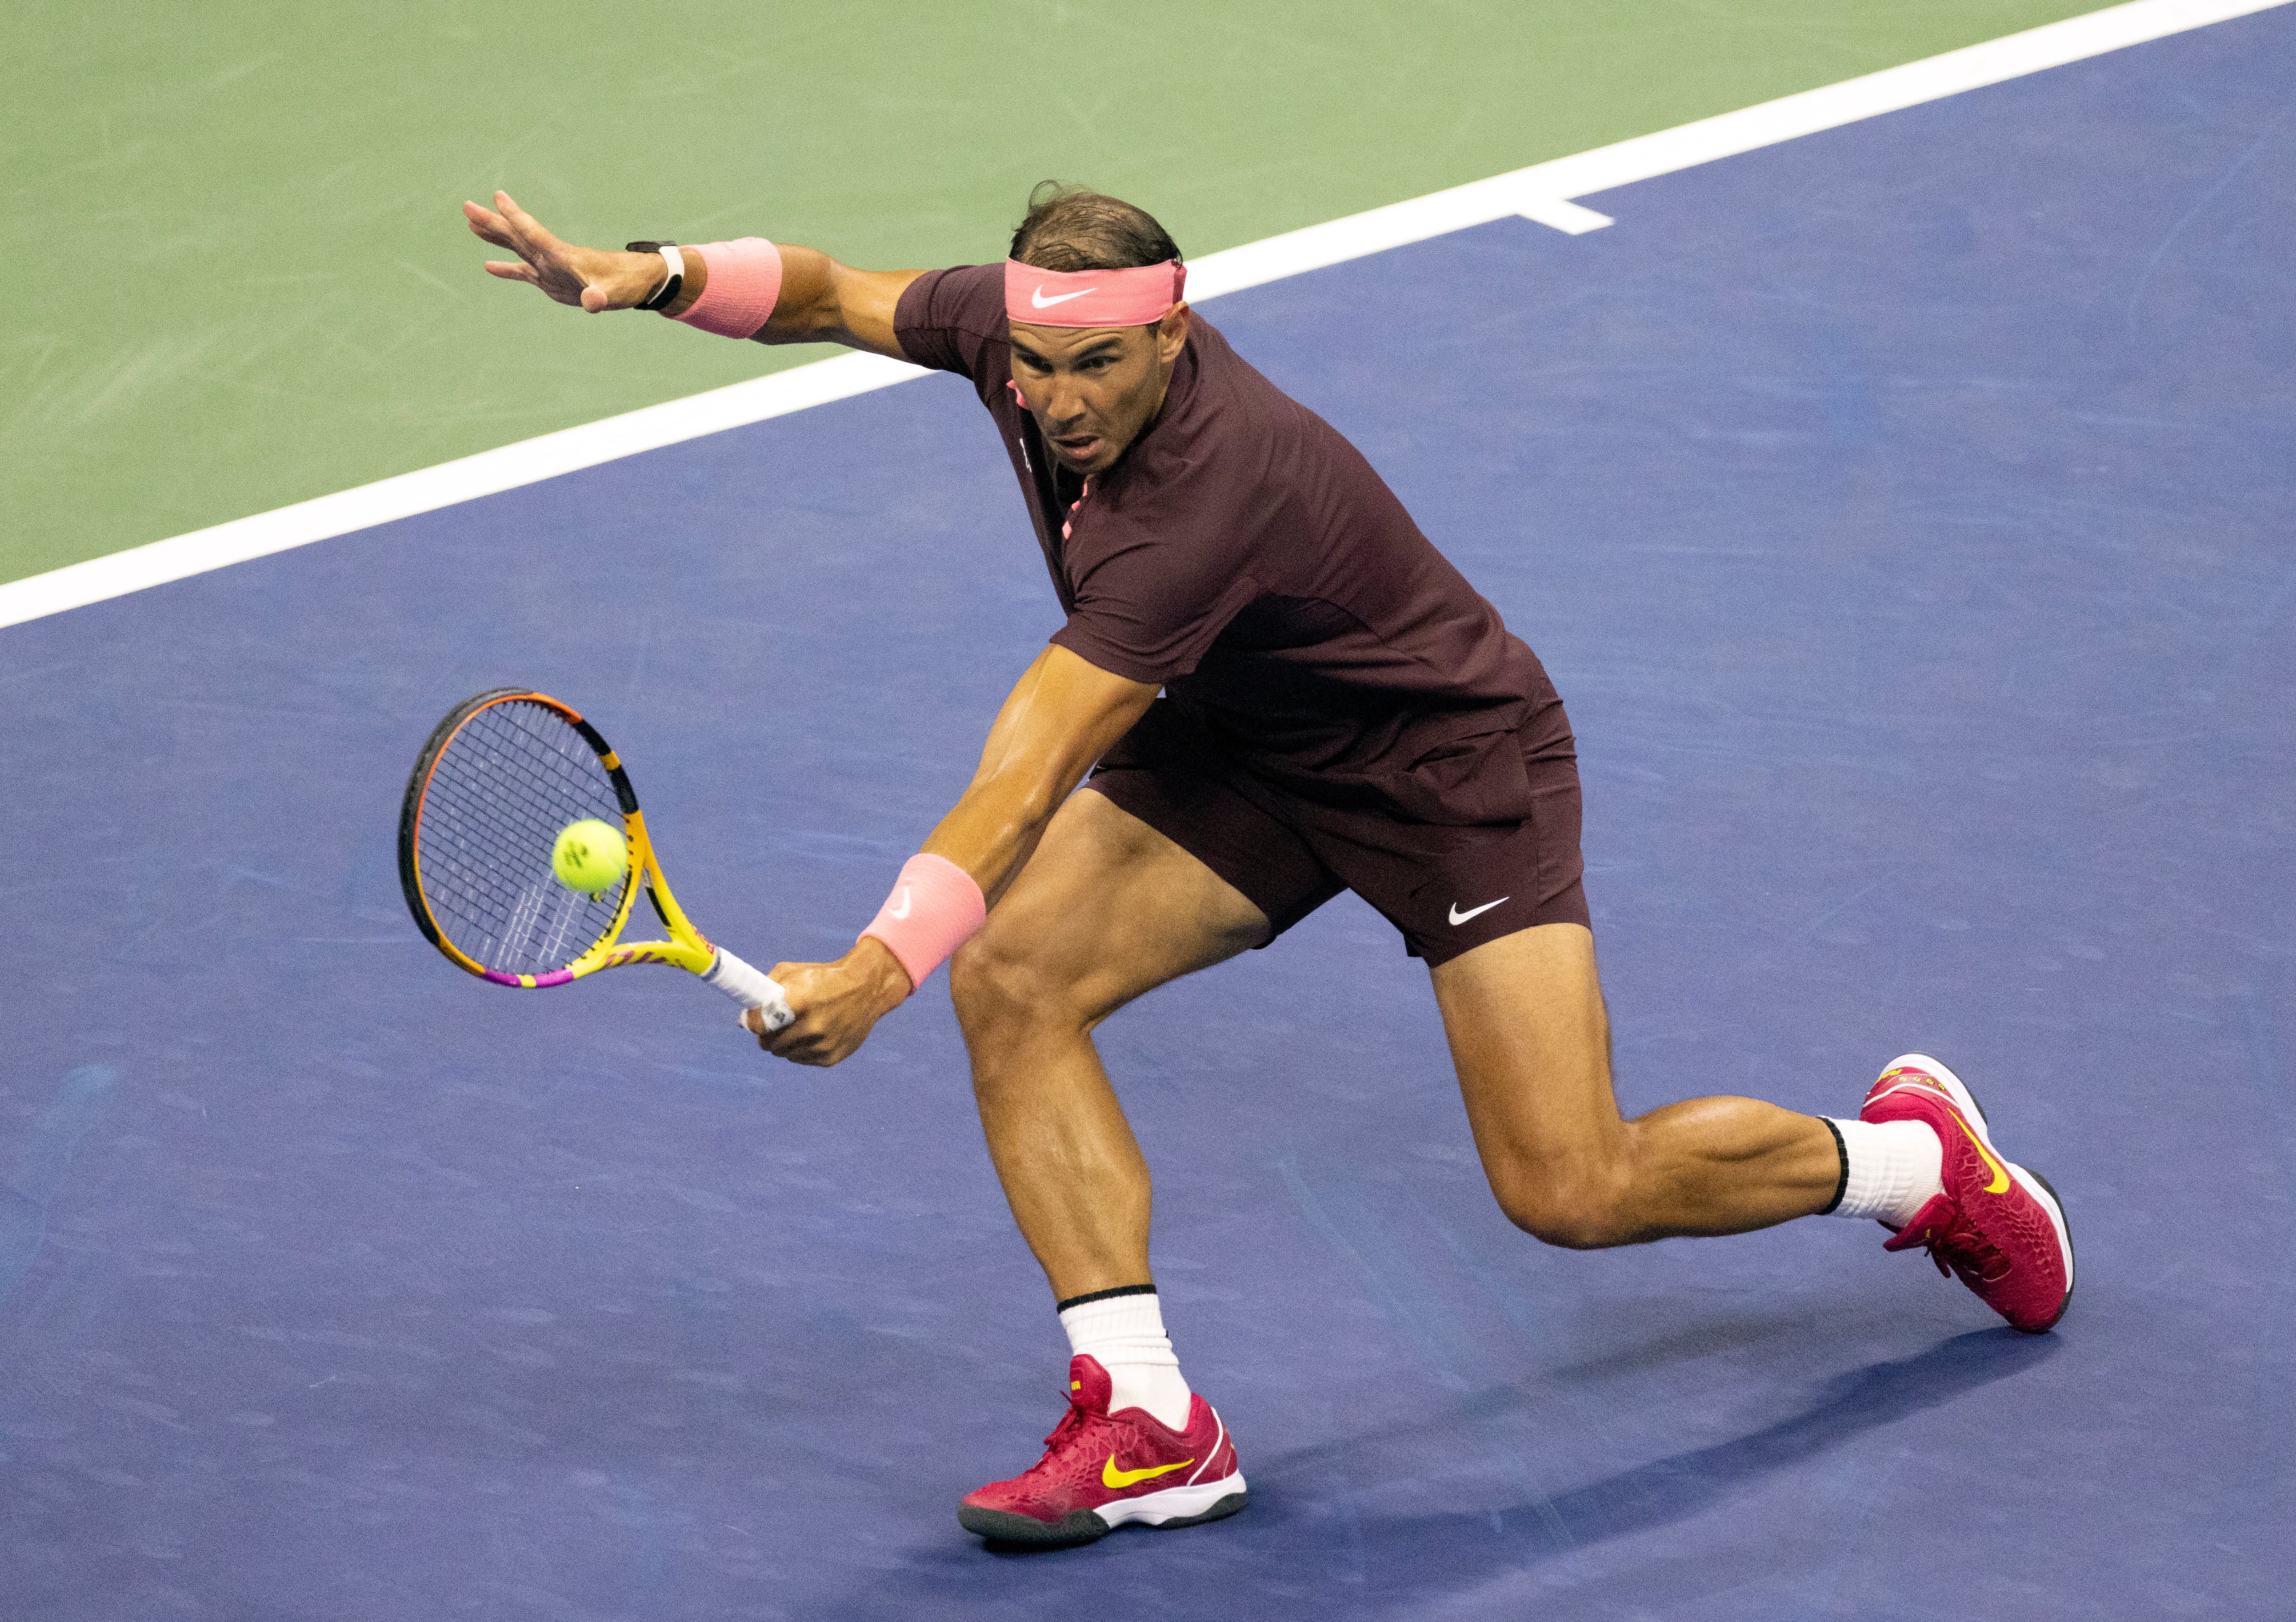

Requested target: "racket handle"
[{"left": 703, "top": 948, "right": 796, "bottom": 1033}]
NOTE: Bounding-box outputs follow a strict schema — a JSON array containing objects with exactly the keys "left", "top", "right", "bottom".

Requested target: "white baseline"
[{"left": 1, "top": 0, "right": 2284, "bottom": 633}]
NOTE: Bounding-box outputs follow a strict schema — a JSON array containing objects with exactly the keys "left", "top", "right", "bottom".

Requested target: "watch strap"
[{"left": 627, "top": 241, "right": 684, "bottom": 312}]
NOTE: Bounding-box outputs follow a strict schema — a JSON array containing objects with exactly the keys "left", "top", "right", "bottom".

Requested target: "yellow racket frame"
[{"left": 399, "top": 688, "right": 792, "bottom": 1024}]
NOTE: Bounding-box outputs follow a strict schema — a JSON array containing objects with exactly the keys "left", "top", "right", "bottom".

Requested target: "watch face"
[{"left": 625, "top": 240, "right": 670, "bottom": 253}]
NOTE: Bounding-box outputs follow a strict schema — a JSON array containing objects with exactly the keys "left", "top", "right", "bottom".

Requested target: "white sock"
[
  {"left": 1825, "top": 1118, "right": 1945, "bottom": 1226},
  {"left": 1058, "top": 1289, "right": 1193, "bottom": 1432}
]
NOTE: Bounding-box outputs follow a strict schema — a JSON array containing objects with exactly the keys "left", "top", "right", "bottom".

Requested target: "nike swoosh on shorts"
[{"left": 1448, "top": 897, "right": 1510, "bottom": 926}]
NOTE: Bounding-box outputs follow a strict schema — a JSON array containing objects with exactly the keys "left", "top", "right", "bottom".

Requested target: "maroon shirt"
[{"left": 895, "top": 263, "right": 1563, "bottom": 826}]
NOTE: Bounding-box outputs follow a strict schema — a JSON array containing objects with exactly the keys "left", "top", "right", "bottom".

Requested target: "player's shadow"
[
  {"left": 975, "top": 1326, "right": 2053, "bottom": 1575},
  {"left": 1332, "top": 1326, "right": 2058, "bottom": 1585}
]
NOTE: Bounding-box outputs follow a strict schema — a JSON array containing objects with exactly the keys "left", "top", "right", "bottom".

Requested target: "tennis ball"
[{"left": 551, "top": 818, "right": 628, "bottom": 895}]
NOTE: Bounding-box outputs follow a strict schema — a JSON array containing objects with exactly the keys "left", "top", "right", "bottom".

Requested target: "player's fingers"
[
  {"left": 462, "top": 200, "right": 512, "bottom": 243},
  {"left": 482, "top": 259, "right": 538, "bottom": 284},
  {"left": 489, "top": 192, "right": 546, "bottom": 255},
  {"left": 494, "top": 190, "right": 571, "bottom": 256},
  {"left": 757, "top": 1016, "right": 850, "bottom": 1066},
  {"left": 749, "top": 1007, "right": 803, "bottom": 1054}
]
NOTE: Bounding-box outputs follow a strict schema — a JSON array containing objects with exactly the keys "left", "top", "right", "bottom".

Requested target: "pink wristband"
[
  {"left": 669, "top": 238, "right": 783, "bottom": 338},
  {"left": 860, "top": 854, "right": 987, "bottom": 993}
]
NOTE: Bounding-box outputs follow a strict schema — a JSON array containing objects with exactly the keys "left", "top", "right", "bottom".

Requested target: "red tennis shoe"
[
  {"left": 957, "top": 1355, "right": 1248, "bottom": 1546},
  {"left": 1862, "top": 1053, "right": 2074, "bottom": 1334}
]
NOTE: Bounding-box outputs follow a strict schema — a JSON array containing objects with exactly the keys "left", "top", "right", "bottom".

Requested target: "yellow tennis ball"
[{"left": 551, "top": 818, "right": 628, "bottom": 895}]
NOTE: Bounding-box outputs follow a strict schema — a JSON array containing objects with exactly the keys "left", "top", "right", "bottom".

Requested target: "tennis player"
[{"left": 464, "top": 185, "right": 2075, "bottom": 1546}]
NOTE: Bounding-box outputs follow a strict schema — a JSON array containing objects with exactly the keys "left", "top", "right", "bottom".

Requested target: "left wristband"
[{"left": 666, "top": 237, "right": 783, "bottom": 339}]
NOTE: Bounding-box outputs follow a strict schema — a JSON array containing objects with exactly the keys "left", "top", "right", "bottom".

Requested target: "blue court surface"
[{"left": 5, "top": 12, "right": 2291, "bottom": 1619}]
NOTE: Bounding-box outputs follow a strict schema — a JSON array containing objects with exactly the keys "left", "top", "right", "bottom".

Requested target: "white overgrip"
[{"left": 702, "top": 948, "right": 795, "bottom": 1033}]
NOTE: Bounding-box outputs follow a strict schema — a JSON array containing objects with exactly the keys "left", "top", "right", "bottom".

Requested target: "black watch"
[{"left": 627, "top": 241, "right": 682, "bottom": 311}]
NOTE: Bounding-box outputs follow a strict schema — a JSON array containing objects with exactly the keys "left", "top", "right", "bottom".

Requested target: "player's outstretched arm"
[
  {"left": 751, "top": 648, "right": 1159, "bottom": 1065},
  {"left": 461, "top": 191, "right": 917, "bottom": 359}
]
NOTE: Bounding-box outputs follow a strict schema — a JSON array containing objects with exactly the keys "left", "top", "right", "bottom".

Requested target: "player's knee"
[
  {"left": 949, "top": 927, "right": 1078, "bottom": 1039},
  {"left": 1489, "top": 1155, "right": 1638, "bottom": 1250}
]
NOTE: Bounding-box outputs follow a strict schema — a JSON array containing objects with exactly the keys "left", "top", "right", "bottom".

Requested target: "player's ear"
[{"left": 1155, "top": 303, "right": 1189, "bottom": 364}]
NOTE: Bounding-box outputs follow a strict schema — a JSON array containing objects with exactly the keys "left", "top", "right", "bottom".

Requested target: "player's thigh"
[
  {"left": 954, "top": 785, "right": 1272, "bottom": 1030},
  {"left": 1428, "top": 922, "right": 1627, "bottom": 1179}
]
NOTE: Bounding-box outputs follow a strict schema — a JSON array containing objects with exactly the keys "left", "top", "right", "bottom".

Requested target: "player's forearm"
[
  {"left": 805, "top": 770, "right": 1050, "bottom": 1025},
  {"left": 918, "top": 650, "right": 1157, "bottom": 905},
  {"left": 734, "top": 246, "right": 915, "bottom": 356},
  {"left": 826, "top": 651, "right": 1148, "bottom": 1013},
  {"left": 921, "top": 772, "right": 1071, "bottom": 909}
]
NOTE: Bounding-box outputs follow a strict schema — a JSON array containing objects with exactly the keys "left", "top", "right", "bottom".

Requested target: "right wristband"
[
  {"left": 668, "top": 237, "right": 783, "bottom": 339},
  {"left": 859, "top": 854, "right": 987, "bottom": 993}
]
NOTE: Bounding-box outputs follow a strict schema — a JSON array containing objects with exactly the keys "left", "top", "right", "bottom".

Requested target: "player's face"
[{"left": 1007, "top": 306, "right": 1189, "bottom": 475}]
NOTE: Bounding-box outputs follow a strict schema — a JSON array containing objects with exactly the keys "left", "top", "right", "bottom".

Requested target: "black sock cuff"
[
  {"left": 1817, "top": 1116, "right": 1849, "bottom": 1215},
  {"left": 1055, "top": 1283, "right": 1157, "bottom": 1314}
]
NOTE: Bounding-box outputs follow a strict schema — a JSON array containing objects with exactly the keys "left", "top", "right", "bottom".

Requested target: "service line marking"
[
  {"left": 2, "top": 0, "right": 2285, "bottom": 632},
  {"left": 1518, "top": 198, "right": 1616, "bottom": 235}
]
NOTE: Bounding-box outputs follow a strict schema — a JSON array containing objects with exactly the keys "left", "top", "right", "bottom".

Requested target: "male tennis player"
[{"left": 465, "top": 185, "right": 2074, "bottom": 1546}]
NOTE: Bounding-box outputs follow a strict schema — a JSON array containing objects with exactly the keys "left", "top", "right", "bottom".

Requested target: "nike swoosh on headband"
[{"left": 1030, "top": 286, "right": 1096, "bottom": 309}]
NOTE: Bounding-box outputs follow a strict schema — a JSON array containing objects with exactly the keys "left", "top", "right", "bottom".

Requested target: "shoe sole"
[
  {"left": 1879, "top": 1053, "right": 2076, "bottom": 1331},
  {"left": 958, "top": 1475, "right": 1249, "bottom": 1547}
]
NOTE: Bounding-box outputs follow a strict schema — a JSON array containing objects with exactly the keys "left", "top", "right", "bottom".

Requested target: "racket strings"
[{"left": 415, "top": 701, "right": 631, "bottom": 975}]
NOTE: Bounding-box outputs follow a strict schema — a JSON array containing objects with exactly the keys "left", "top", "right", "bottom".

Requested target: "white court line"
[
  {"left": 1518, "top": 198, "right": 1617, "bottom": 236},
  {"left": 2, "top": 0, "right": 2284, "bottom": 632}
]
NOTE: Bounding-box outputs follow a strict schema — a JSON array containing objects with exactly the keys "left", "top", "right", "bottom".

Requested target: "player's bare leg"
[
  {"left": 947, "top": 786, "right": 1262, "bottom": 1543},
  {"left": 950, "top": 785, "right": 1269, "bottom": 1299},
  {"left": 1432, "top": 924, "right": 2073, "bottom": 1326},
  {"left": 1431, "top": 923, "right": 1841, "bottom": 1246}
]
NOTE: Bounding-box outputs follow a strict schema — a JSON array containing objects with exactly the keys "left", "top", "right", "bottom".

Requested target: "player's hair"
[{"left": 1009, "top": 183, "right": 1182, "bottom": 272}]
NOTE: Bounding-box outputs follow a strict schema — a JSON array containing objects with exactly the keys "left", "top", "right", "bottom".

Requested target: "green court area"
[{"left": 2, "top": 0, "right": 2106, "bottom": 586}]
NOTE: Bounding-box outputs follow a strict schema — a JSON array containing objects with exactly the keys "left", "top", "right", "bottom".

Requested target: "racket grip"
[{"left": 703, "top": 948, "right": 795, "bottom": 1033}]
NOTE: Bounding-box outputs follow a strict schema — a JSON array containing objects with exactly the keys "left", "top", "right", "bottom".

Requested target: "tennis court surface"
[{"left": 4, "top": 7, "right": 2291, "bottom": 1617}]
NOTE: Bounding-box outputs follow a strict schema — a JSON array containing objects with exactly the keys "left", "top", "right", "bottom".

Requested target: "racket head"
[{"left": 399, "top": 688, "right": 664, "bottom": 987}]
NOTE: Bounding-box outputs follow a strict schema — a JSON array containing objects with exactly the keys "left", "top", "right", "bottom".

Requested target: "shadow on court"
[
  {"left": 1329, "top": 1329, "right": 2056, "bottom": 1572},
  {"left": 0, "top": 1066, "right": 118, "bottom": 1309},
  {"left": 836, "top": 1327, "right": 2054, "bottom": 1616}
]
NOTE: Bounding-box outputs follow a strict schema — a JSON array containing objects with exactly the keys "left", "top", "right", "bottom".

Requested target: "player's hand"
[
  {"left": 461, "top": 190, "right": 665, "bottom": 313},
  {"left": 742, "top": 938, "right": 912, "bottom": 1066}
]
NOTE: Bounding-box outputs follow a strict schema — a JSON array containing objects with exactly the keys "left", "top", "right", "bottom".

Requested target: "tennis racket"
[{"left": 397, "top": 687, "right": 794, "bottom": 1031}]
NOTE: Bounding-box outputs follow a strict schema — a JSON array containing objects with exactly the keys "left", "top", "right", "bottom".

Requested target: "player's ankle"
[
  {"left": 1821, "top": 1117, "right": 1944, "bottom": 1226},
  {"left": 1056, "top": 1284, "right": 1193, "bottom": 1431}
]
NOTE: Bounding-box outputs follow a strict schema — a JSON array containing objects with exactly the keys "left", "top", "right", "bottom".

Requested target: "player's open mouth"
[{"left": 1052, "top": 433, "right": 1102, "bottom": 460}]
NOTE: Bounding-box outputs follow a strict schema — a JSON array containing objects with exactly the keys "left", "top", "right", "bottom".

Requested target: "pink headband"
[{"left": 1003, "top": 259, "right": 1186, "bottom": 327}]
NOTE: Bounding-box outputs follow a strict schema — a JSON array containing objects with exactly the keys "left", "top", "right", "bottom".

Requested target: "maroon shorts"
[{"left": 1085, "top": 699, "right": 1589, "bottom": 967}]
